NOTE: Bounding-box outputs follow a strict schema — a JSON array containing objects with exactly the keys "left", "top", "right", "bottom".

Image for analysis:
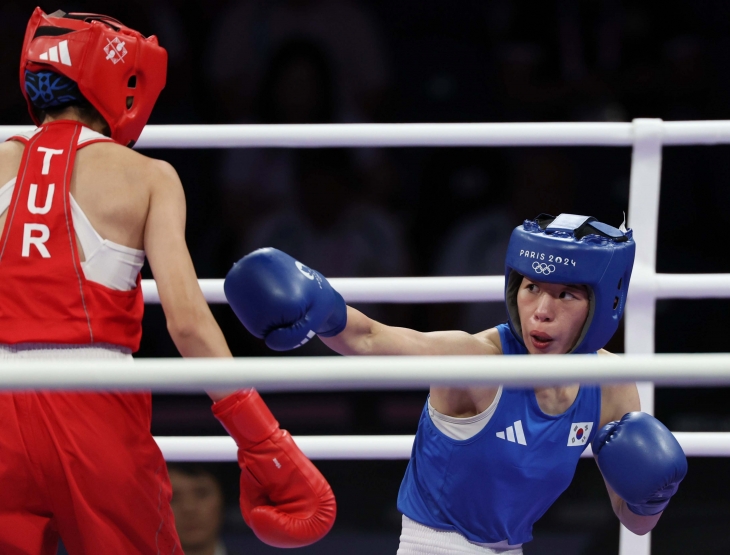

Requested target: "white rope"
[
  {"left": 1, "top": 354, "right": 729, "bottom": 391},
  {"left": 155, "top": 432, "right": 730, "bottom": 461},
  {"left": 135, "top": 123, "right": 636, "bottom": 148},
  {"left": 140, "top": 273, "right": 730, "bottom": 304},
  {"left": 3, "top": 120, "right": 730, "bottom": 148},
  {"left": 157, "top": 435, "right": 415, "bottom": 461},
  {"left": 140, "top": 276, "right": 508, "bottom": 304}
]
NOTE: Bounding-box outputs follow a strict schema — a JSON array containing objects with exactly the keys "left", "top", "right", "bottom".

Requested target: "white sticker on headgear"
[{"left": 104, "top": 37, "right": 128, "bottom": 65}]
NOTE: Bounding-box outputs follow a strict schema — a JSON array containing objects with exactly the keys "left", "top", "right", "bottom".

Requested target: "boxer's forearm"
[
  {"left": 614, "top": 495, "right": 662, "bottom": 535},
  {"left": 604, "top": 478, "right": 662, "bottom": 535},
  {"left": 320, "top": 306, "right": 486, "bottom": 356},
  {"left": 166, "top": 308, "right": 237, "bottom": 402},
  {"left": 319, "top": 306, "right": 380, "bottom": 355},
  {"left": 319, "top": 306, "right": 429, "bottom": 356},
  {"left": 167, "top": 307, "right": 231, "bottom": 358}
]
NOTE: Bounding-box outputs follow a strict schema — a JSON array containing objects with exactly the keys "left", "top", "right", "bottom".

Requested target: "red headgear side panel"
[{"left": 20, "top": 8, "right": 167, "bottom": 147}]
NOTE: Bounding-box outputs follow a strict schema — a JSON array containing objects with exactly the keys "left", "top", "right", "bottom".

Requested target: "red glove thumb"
[{"left": 213, "top": 390, "right": 336, "bottom": 548}]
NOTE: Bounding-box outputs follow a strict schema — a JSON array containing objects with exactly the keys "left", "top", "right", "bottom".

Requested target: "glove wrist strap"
[
  {"left": 317, "top": 290, "right": 347, "bottom": 337},
  {"left": 626, "top": 501, "right": 667, "bottom": 516},
  {"left": 212, "top": 389, "right": 279, "bottom": 449}
]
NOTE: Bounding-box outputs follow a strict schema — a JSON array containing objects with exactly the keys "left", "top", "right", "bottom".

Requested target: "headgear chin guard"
[
  {"left": 20, "top": 8, "right": 167, "bottom": 147},
  {"left": 504, "top": 213, "right": 636, "bottom": 354}
]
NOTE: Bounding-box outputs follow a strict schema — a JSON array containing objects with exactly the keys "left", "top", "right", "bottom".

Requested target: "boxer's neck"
[{"left": 42, "top": 107, "right": 108, "bottom": 136}]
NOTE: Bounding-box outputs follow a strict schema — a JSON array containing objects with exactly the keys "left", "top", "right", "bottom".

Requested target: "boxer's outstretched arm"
[
  {"left": 224, "top": 248, "right": 496, "bottom": 358},
  {"left": 320, "top": 306, "right": 495, "bottom": 357}
]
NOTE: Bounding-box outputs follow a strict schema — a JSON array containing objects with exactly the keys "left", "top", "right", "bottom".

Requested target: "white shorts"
[{"left": 397, "top": 515, "right": 523, "bottom": 555}]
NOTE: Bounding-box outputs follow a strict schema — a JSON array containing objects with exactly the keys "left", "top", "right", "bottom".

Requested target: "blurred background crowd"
[{"left": 3, "top": 0, "right": 729, "bottom": 553}]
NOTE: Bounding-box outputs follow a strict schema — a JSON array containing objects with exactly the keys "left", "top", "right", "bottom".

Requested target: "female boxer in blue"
[{"left": 224, "top": 213, "right": 687, "bottom": 555}]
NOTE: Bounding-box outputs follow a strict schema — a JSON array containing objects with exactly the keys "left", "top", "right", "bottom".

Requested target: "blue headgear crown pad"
[
  {"left": 504, "top": 213, "right": 635, "bottom": 354},
  {"left": 24, "top": 70, "right": 82, "bottom": 110}
]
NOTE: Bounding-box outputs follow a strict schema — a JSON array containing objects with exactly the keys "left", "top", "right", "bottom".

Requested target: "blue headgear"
[{"left": 504, "top": 213, "right": 635, "bottom": 354}]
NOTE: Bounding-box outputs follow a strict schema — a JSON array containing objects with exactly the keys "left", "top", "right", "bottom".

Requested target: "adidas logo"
[
  {"left": 39, "top": 40, "right": 72, "bottom": 66},
  {"left": 496, "top": 420, "right": 527, "bottom": 445}
]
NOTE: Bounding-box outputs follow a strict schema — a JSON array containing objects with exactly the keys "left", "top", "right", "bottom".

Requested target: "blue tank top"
[{"left": 397, "top": 323, "right": 602, "bottom": 545}]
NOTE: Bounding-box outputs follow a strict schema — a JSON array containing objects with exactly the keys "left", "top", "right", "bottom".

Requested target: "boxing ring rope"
[
  {"left": 155, "top": 433, "right": 730, "bottom": 462},
  {"left": 141, "top": 273, "right": 730, "bottom": 304},
  {"left": 2, "top": 118, "right": 729, "bottom": 555},
  {"left": 7, "top": 120, "right": 730, "bottom": 147},
  {"left": 1, "top": 354, "right": 730, "bottom": 390}
]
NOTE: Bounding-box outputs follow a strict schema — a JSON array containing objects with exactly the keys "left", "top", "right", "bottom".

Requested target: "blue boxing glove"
[
  {"left": 224, "top": 248, "right": 347, "bottom": 351},
  {"left": 592, "top": 412, "right": 687, "bottom": 516}
]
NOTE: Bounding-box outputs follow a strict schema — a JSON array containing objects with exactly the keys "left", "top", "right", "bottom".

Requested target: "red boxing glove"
[{"left": 212, "top": 390, "right": 336, "bottom": 547}]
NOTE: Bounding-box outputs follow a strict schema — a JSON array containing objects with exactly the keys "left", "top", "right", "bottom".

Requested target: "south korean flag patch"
[{"left": 568, "top": 422, "right": 592, "bottom": 446}]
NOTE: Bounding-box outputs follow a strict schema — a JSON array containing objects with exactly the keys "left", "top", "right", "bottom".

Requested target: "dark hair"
[
  {"left": 166, "top": 462, "right": 238, "bottom": 505},
  {"left": 34, "top": 103, "right": 110, "bottom": 135},
  {"left": 167, "top": 462, "right": 220, "bottom": 480},
  {"left": 25, "top": 71, "right": 111, "bottom": 136}
]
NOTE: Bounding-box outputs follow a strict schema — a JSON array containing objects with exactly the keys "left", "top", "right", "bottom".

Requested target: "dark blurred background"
[{"left": 3, "top": 0, "right": 729, "bottom": 553}]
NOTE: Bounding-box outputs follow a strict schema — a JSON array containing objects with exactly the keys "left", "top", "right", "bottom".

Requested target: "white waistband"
[
  {"left": 0, "top": 343, "right": 132, "bottom": 359},
  {"left": 397, "top": 516, "right": 522, "bottom": 555}
]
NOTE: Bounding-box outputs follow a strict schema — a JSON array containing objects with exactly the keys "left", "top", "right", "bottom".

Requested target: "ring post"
[{"left": 622, "top": 118, "right": 664, "bottom": 555}]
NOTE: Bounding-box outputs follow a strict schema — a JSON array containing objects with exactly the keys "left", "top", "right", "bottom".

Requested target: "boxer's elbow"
[{"left": 167, "top": 319, "right": 198, "bottom": 343}]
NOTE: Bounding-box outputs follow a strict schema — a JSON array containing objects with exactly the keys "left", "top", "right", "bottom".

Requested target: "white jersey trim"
[
  {"left": 428, "top": 387, "right": 503, "bottom": 441},
  {"left": 10, "top": 125, "right": 112, "bottom": 147}
]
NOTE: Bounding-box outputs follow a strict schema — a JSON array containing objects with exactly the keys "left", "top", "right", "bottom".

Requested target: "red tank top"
[{"left": 0, "top": 120, "right": 144, "bottom": 351}]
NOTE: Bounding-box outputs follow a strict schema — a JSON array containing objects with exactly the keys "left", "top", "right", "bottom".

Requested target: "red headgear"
[{"left": 20, "top": 7, "right": 167, "bottom": 147}]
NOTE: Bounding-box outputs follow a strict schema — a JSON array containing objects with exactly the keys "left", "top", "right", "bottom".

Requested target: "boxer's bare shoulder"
[
  {"left": 75, "top": 140, "right": 176, "bottom": 191},
  {"left": 471, "top": 326, "right": 504, "bottom": 355},
  {"left": 72, "top": 143, "right": 183, "bottom": 250},
  {"left": 0, "top": 140, "right": 25, "bottom": 185}
]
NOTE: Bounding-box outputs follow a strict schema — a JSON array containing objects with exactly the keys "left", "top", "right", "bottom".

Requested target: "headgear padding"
[
  {"left": 504, "top": 213, "right": 635, "bottom": 354},
  {"left": 24, "top": 70, "right": 81, "bottom": 110},
  {"left": 20, "top": 8, "right": 167, "bottom": 147}
]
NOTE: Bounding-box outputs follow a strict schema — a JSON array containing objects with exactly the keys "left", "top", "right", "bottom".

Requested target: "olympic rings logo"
[{"left": 532, "top": 261, "right": 556, "bottom": 275}]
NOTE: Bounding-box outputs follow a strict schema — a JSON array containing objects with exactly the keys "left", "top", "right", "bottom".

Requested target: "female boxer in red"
[{"left": 0, "top": 9, "right": 334, "bottom": 554}]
